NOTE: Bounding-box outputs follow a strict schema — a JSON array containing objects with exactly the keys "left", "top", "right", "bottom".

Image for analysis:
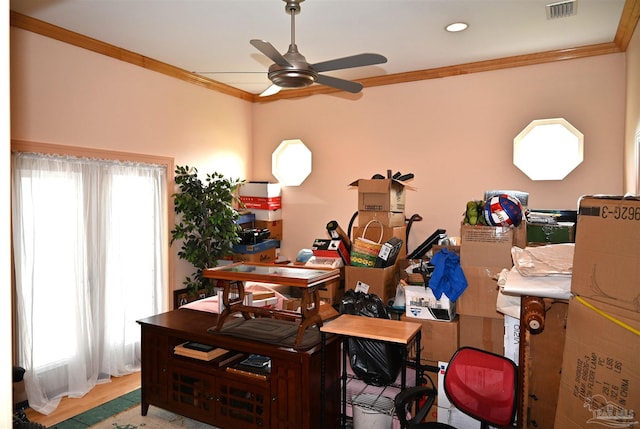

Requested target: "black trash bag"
[{"left": 340, "top": 290, "right": 402, "bottom": 386}]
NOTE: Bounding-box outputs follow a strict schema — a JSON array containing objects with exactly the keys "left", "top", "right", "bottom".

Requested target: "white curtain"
[{"left": 11, "top": 152, "right": 166, "bottom": 414}]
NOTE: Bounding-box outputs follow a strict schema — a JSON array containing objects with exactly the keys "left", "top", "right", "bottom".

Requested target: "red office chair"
[{"left": 394, "top": 347, "right": 518, "bottom": 429}]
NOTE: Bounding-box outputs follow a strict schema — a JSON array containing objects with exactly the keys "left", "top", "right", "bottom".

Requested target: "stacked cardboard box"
[
  {"left": 232, "top": 239, "right": 278, "bottom": 263},
  {"left": 255, "top": 219, "right": 283, "bottom": 240},
  {"left": 457, "top": 221, "right": 527, "bottom": 355},
  {"left": 235, "top": 182, "right": 283, "bottom": 261},
  {"left": 554, "top": 196, "right": 640, "bottom": 429},
  {"left": 344, "top": 177, "right": 414, "bottom": 303},
  {"left": 239, "top": 182, "right": 282, "bottom": 221}
]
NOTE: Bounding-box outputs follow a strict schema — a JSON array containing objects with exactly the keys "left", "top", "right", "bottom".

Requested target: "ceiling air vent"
[{"left": 546, "top": 0, "right": 577, "bottom": 19}]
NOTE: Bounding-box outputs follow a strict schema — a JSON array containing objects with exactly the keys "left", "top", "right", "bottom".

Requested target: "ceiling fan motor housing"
[
  {"left": 268, "top": 66, "right": 317, "bottom": 88},
  {"left": 268, "top": 44, "right": 317, "bottom": 88}
]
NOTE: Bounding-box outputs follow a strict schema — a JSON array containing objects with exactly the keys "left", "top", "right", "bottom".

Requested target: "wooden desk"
[
  {"left": 137, "top": 308, "right": 341, "bottom": 429},
  {"left": 320, "top": 314, "right": 422, "bottom": 428},
  {"left": 203, "top": 262, "right": 340, "bottom": 348}
]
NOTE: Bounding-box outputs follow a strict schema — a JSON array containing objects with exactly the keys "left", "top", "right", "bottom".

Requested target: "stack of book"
[
  {"left": 225, "top": 354, "right": 271, "bottom": 380},
  {"left": 173, "top": 341, "right": 229, "bottom": 361}
]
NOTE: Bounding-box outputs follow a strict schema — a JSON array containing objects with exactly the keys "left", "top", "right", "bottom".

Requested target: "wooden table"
[
  {"left": 203, "top": 262, "right": 340, "bottom": 348},
  {"left": 320, "top": 314, "right": 422, "bottom": 428}
]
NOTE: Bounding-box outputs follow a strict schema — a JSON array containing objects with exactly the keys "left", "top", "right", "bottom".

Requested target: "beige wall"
[
  {"left": 10, "top": 28, "right": 254, "bottom": 289},
  {"left": 252, "top": 54, "right": 626, "bottom": 260},
  {"left": 625, "top": 22, "right": 640, "bottom": 194},
  {"left": 9, "top": 26, "right": 628, "bottom": 274}
]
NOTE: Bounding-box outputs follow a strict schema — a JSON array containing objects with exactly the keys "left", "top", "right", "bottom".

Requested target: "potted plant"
[{"left": 171, "top": 165, "right": 244, "bottom": 295}]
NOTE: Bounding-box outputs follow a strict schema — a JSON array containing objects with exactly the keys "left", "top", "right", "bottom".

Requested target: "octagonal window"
[
  {"left": 272, "top": 139, "right": 312, "bottom": 186},
  {"left": 513, "top": 118, "right": 584, "bottom": 181}
]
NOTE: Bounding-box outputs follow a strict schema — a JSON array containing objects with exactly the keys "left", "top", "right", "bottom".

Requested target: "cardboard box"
[
  {"left": 554, "top": 298, "right": 639, "bottom": 429},
  {"left": 458, "top": 222, "right": 525, "bottom": 319},
  {"left": 232, "top": 247, "right": 277, "bottom": 263},
  {"left": 405, "top": 285, "right": 456, "bottom": 321},
  {"left": 457, "top": 266, "right": 504, "bottom": 319},
  {"left": 458, "top": 315, "right": 504, "bottom": 355},
  {"left": 239, "top": 195, "right": 281, "bottom": 210},
  {"left": 358, "top": 210, "right": 406, "bottom": 227},
  {"left": 318, "top": 277, "right": 344, "bottom": 306},
  {"left": 350, "top": 178, "right": 414, "bottom": 212},
  {"left": 239, "top": 182, "right": 282, "bottom": 210},
  {"left": 344, "top": 265, "right": 398, "bottom": 304},
  {"left": 527, "top": 221, "right": 575, "bottom": 244},
  {"left": 311, "top": 239, "right": 350, "bottom": 265},
  {"left": 503, "top": 315, "right": 520, "bottom": 364},
  {"left": 232, "top": 238, "right": 279, "bottom": 254},
  {"left": 571, "top": 195, "right": 640, "bottom": 319},
  {"left": 236, "top": 212, "right": 256, "bottom": 226},
  {"left": 255, "top": 219, "right": 283, "bottom": 240},
  {"left": 282, "top": 298, "right": 301, "bottom": 311},
  {"left": 460, "top": 222, "right": 526, "bottom": 268},
  {"left": 402, "top": 315, "right": 460, "bottom": 364},
  {"left": 422, "top": 368, "right": 441, "bottom": 423},
  {"left": 239, "top": 182, "right": 281, "bottom": 198}
]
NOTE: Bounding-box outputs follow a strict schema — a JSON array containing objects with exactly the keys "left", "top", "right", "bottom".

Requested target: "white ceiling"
[{"left": 10, "top": 0, "right": 628, "bottom": 95}]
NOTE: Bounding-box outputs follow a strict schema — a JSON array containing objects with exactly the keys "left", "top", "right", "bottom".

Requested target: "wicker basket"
[{"left": 350, "top": 220, "right": 384, "bottom": 267}]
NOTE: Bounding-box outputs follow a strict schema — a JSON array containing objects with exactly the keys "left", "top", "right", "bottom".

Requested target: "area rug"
[
  {"left": 52, "top": 389, "right": 218, "bottom": 429},
  {"left": 88, "top": 405, "right": 219, "bottom": 428}
]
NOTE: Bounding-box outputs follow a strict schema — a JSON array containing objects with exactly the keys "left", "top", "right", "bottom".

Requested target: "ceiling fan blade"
[
  {"left": 316, "top": 74, "right": 363, "bottom": 94},
  {"left": 259, "top": 84, "right": 282, "bottom": 97},
  {"left": 311, "top": 53, "right": 387, "bottom": 73},
  {"left": 250, "top": 39, "right": 292, "bottom": 67}
]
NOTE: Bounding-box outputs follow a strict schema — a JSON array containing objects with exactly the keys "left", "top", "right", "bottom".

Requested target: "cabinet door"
[
  {"left": 216, "top": 372, "right": 270, "bottom": 429},
  {"left": 269, "top": 359, "right": 301, "bottom": 428},
  {"left": 167, "top": 363, "right": 218, "bottom": 424},
  {"left": 141, "top": 329, "right": 169, "bottom": 409}
]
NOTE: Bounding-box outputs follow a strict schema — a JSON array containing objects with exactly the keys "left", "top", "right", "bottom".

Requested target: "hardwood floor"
[{"left": 23, "top": 372, "right": 141, "bottom": 428}]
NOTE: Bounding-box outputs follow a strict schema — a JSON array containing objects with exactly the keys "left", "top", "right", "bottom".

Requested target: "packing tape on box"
[{"left": 575, "top": 295, "right": 640, "bottom": 336}]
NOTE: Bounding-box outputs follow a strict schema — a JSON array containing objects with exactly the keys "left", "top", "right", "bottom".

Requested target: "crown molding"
[{"left": 10, "top": 1, "right": 639, "bottom": 103}]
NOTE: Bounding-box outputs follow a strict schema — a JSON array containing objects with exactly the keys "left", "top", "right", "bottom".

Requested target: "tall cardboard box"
[
  {"left": 554, "top": 298, "right": 639, "bottom": 429},
  {"left": 458, "top": 315, "right": 505, "bottom": 355},
  {"left": 457, "top": 222, "right": 526, "bottom": 319},
  {"left": 554, "top": 195, "right": 640, "bottom": 428},
  {"left": 570, "top": 196, "right": 640, "bottom": 318}
]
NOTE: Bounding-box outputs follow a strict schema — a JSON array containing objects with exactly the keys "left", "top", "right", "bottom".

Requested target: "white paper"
[
  {"left": 500, "top": 266, "right": 572, "bottom": 299},
  {"left": 511, "top": 243, "right": 574, "bottom": 276}
]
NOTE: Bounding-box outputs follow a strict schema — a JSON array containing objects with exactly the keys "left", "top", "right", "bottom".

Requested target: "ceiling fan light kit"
[{"left": 251, "top": 0, "right": 387, "bottom": 96}]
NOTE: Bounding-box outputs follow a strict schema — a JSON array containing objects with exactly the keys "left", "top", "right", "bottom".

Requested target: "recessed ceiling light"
[{"left": 445, "top": 22, "right": 468, "bottom": 32}]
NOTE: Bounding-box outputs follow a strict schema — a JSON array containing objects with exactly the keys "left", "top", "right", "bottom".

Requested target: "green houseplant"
[{"left": 171, "top": 165, "right": 244, "bottom": 294}]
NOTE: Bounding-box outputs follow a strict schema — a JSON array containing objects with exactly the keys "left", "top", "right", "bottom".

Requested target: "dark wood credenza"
[{"left": 137, "top": 309, "right": 341, "bottom": 429}]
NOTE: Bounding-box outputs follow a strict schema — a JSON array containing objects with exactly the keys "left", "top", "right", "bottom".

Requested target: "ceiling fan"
[{"left": 251, "top": 0, "right": 387, "bottom": 97}]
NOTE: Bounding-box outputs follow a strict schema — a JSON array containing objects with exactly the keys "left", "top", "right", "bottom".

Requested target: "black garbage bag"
[{"left": 340, "top": 290, "right": 402, "bottom": 386}]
